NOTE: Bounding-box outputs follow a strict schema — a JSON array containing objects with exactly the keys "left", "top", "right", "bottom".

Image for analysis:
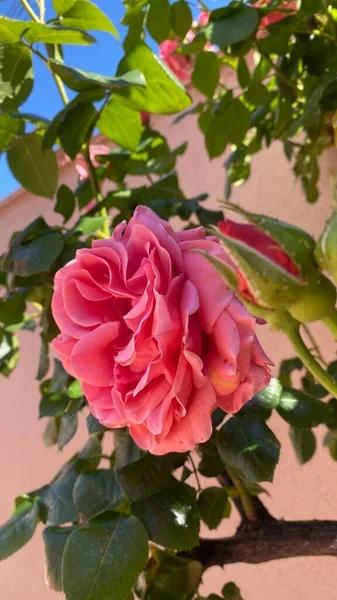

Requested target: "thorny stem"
[{"left": 225, "top": 466, "right": 257, "bottom": 522}]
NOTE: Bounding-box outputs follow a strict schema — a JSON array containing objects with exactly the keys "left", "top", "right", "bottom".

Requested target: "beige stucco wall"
[{"left": 1, "top": 106, "right": 337, "bottom": 599}]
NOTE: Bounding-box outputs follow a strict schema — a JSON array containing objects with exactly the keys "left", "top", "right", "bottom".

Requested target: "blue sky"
[{"left": 1, "top": 0, "right": 224, "bottom": 198}]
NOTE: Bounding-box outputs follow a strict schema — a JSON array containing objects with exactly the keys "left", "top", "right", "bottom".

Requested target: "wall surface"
[{"left": 1, "top": 107, "right": 337, "bottom": 600}]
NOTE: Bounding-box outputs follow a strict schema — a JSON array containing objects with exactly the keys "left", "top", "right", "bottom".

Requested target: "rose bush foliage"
[{"left": 1, "top": 1, "right": 337, "bottom": 600}]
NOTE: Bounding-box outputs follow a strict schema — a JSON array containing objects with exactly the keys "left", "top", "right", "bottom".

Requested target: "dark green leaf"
[
  {"left": 277, "top": 388, "right": 329, "bottom": 428},
  {"left": 290, "top": 428, "right": 316, "bottom": 465},
  {"left": 43, "top": 526, "right": 75, "bottom": 592},
  {"left": 59, "top": 103, "right": 97, "bottom": 159},
  {"left": 117, "top": 43, "right": 191, "bottom": 114},
  {"left": 62, "top": 513, "right": 148, "bottom": 600},
  {"left": 205, "top": 6, "right": 258, "bottom": 48},
  {"left": 73, "top": 471, "right": 124, "bottom": 518},
  {"left": 132, "top": 477, "right": 199, "bottom": 550},
  {"left": 86, "top": 414, "right": 105, "bottom": 435},
  {"left": 39, "top": 393, "right": 70, "bottom": 418},
  {"left": 0, "top": 44, "right": 33, "bottom": 110},
  {"left": 198, "top": 454, "right": 225, "bottom": 478},
  {"left": 222, "top": 582, "right": 244, "bottom": 599},
  {"left": 0, "top": 292, "right": 25, "bottom": 326},
  {"left": 114, "top": 428, "right": 142, "bottom": 469},
  {"left": 7, "top": 133, "right": 58, "bottom": 199},
  {"left": 279, "top": 357, "right": 303, "bottom": 387},
  {"left": 146, "top": 0, "right": 170, "bottom": 43},
  {"left": 36, "top": 335, "right": 50, "bottom": 381},
  {"left": 205, "top": 97, "right": 250, "bottom": 158},
  {"left": 326, "top": 431, "right": 337, "bottom": 461},
  {"left": 43, "top": 418, "right": 60, "bottom": 448},
  {"left": 58, "top": 409, "right": 78, "bottom": 450},
  {"left": 98, "top": 97, "right": 142, "bottom": 151},
  {"left": 198, "top": 487, "right": 229, "bottom": 530},
  {"left": 61, "top": 0, "right": 118, "bottom": 37},
  {"left": 42, "top": 90, "right": 105, "bottom": 152},
  {"left": 244, "top": 82, "right": 271, "bottom": 106},
  {"left": 192, "top": 51, "right": 219, "bottom": 98},
  {"left": 255, "top": 378, "right": 282, "bottom": 409},
  {"left": 146, "top": 553, "right": 202, "bottom": 600},
  {"left": 50, "top": 60, "right": 146, "bottom": 93},
  {"left": 237, "top": 57, "right": 250, "bottom": 89},
  {"left": 55, "top": 185, "right": 76, "bottom": 223},
  {"left": 49, "top": 359, "right": 69, "bottom": 394},
  {"left": 24, "top": 23, "right": 96, "bottom": 45},
  {"left": 171, "top": 1, "right": 192, "bottom": 39},
  {"left": 116, "top": 453, "right": 174, "bottom": 502},
  {"left": 0, "top": 498, "right": 38, "bottom": 560},
  {"left": 10, "top": 232, "right": 64, "bottom": 276},
  {"left": 217, "top": 416, "right": 280, "bottom": 482}
]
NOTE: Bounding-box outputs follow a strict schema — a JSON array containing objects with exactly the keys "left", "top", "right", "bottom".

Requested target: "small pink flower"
[
  {"left": 52, "top": 206, "right": 271, "bottom": 455},
  {"left": 75, "top": 144, "right": 111, "bottom": 181},
  {"left": 251, "top": 0, "right": 296, "bottom": 28},
  {"left": 159, "top": 40, "right": 193, "bottom": 84},
  {"left": 198, "top": 11, "right": 210, "bottom": 26}
]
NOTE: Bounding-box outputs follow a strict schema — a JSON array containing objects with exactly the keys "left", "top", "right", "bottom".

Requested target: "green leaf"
[
  {"left": 43, "top": 526, "right": 75, "bottom": 592},
  {"left": 73, "top": 471, "right": 125, "bottom": 518},
  {"left": 39, "top": 393, "right": 70, "bottom": 418},
  {"left": 205, "top": 5, "right": 258, "bottom": 48},
  {"left": 244, "top": 82, "right": 271, "bottom": 106},
  {"left": 62, "top": 513, "right": 148, "bottom": 600},
  {"left": 0, "top": 113, "right": 23, "bottom": 150},
  {"left": 53, "top": 0, "right": 76, "bottom": 14},
  {"left": 7, "top": 133, "right": 58, "bottom": 199},
  {"left": 55, "top": 185, "right": 76, "bottom": 223},
  {"left": 277, "top": 388, "right": 329, "bottom": 429},
  {"left": 192, "top": 51, "right": 219, "bottom": 98},
  {"left": 116, "top": 453, "right": 173, "bottom": 502},
  {"left": 58, "top": 408, "right": 79, "bottom": 450},
  {"left": 98, "top": 97, "right": 142, "bottom": 151},
  {"left": 132, "top": 478, "right": 199, "bottom": 550},
  {"left": 237, "top": 57, "right": 250, "bottom": 89},
  {"left": 205, "top": 98, "right": 250, "bottom": 158},
  {"left": 50, "top": 60, "right": 146, "bottom": 93},
  {"left": 198, "top": 454, "right": 225, "bottom": 478},
  {"left": 146, "top": 0, "right": 171, "bottom": 44},
  {"left": 114, "top": 428, "right": 142, "bottom": 469},
  {"left": 24, "top": 23, "right": 96, "bottom": 45},
  {"left": 36, "top": 335, "right": 50, "bottom": 381},
  {"left": 0, "top": 44, "right": 33, "bottom": 110},
  {"left": 9, "top": 232, "right": 64, "bottom": 276},
  {"left": 86, "top": 414, "right": 105, "bottom": 435},
  {"left": 0, "top": 17, "right": 29, "bottom": 44},
  {"left": 49, "top": 359, "right": 69, "bottom": 394},
  {"left": 61, "top": 0, "right": 118, "bottom": 37},
  {"left": 76, "top": 215, "right": 107, "bottom": 235},
  {"left": 217, "top": 416, "right": 280, "bottom": 482},
  {"left": 59, "top": 103, "right": 97, "bottom": 159},
  {"left": 0, "top": 331, "right": 19, "bottom": 376},
  {"left": 42, "top": 90, "right": 105, "bottom": 153},
  {"left": 222, "top": 582, "right": 244, "bottom": 600},
  {"left": 198, "top": 487, "right": 229, "bottom": 530},
  {"left": 117, "top": 43, "right": 191, "bottom": 114},
  {"left": 171, "top": 1, "right": 192, "bottom": 39},
  {"left": 146, "top": 553, "right": 202, "bottom": 600},
  {"left": 290, "top": 428, "right": 316, "bottom": 465},
  {"left": 0, "top": 292, "right": 25, "bottom": 326},
  {"left": 0, "top": 498, "right": 38, "bottom": 560}
]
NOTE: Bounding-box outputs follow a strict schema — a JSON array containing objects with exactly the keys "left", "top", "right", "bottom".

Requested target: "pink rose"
[
  {"left": 52, "top": 206, "right": 271, "bottom": 455},
  {"left": 75, "top": 144, "right": 111, "bottom": 181},
  {"left": 159, "top": 40, "right": 193, "bottom": 84}
]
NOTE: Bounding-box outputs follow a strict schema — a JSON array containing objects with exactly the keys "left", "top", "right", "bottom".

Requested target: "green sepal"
[{"left": 315, "top": 211, "right": 337, "bottom": 286}]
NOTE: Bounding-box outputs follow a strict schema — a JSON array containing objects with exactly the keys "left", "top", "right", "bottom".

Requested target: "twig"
[{"left": 189, "top": 453, "right": 202, "bottom": 493}]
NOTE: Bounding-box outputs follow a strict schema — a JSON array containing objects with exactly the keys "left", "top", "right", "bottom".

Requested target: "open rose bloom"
[{"left": 52, "top": 207, "right": 271, "bottom": 455}]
